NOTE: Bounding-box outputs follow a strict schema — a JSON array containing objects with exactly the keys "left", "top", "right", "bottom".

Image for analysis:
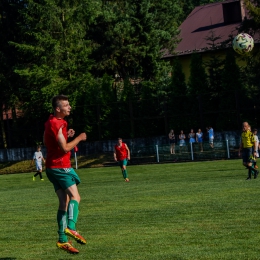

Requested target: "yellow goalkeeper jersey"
[{"left": 241, "top": 130, "right": 256, "bottom": 148}]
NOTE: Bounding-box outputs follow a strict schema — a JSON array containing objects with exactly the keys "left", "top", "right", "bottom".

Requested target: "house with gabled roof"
[{"left": 163, "top": 0, "right": 260, "bottom": 81}]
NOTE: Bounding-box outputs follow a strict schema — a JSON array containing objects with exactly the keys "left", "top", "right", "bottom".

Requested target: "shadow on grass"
[
  {"left": 0, "top": 160, "right": 35, "bottom": 174},
  {"left": 0, "top": 153, "right": 114, "bottom": 175},
  {"left": 0, "top": 258, "right": 16, "bottom": 260},
  {"left": 0, "top": 161, "right": 19, "bottom": 169},
  {"left": 73, "top": 153, "right": 114, "bottom": 168}
]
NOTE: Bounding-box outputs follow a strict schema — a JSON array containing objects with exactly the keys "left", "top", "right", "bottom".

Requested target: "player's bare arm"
[
  {"left": 113, "top": 149, "right": 117, "bottom": 161},
  {"left": 57, "top": 128, "right": 87, "bottom": 153}
]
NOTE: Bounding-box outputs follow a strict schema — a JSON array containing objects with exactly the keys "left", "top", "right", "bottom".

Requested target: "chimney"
[{"left": 222, "top": 0, "right": 243, "bottom": 24}]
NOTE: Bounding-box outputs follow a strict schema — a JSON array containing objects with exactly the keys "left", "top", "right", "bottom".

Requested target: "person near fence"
[
  {"left": 44, "top": 94, "right": 87, "bottom": 254},
  {"left": 207, "top": 126, "right": 214, "bottom": 148},
  {"left": 179, "top": 130, "right": 186, "bottom": 153},
  {"left": 238, "top": 122, "right": 259, "bottom": 180},
  {"left": 168, "top": 129, "right": 176, "bottom": 154},
  {"left": 31, "top": 145, "right": 45, "bottom": 181},
  {"left": 196, "top": 129, "right": 203, "bottom": 152},
  {"left": 114, "top": 138, "right": 131, "bottom": 182},
  {"left": 188, "top": 128, "right": 196, "bottom": 149}
]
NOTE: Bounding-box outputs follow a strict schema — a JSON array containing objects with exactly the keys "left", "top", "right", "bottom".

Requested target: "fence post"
[
  {"left": 226, "top": 139, "right": 230, "bottom": 159},
  {"left": 74, "top": 146, "right": 78, "bottom": 169},
  {"left": 156, "top": 145, "right": 159, "bottom": 163},
  {"left": 190, "top": 142, "right": 194, "bottom": 161}
]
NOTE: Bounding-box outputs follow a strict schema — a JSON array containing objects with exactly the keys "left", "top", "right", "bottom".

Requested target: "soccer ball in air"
[{"left": 232, "top": 33, "right": 254, "bottom": 55}]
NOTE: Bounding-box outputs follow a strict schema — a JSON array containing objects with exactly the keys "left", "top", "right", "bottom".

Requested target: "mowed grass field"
[{"left": 1, "top": 159, "right": 260, "bottom": 260}]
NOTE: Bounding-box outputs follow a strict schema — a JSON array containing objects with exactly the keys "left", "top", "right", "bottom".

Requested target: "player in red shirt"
[
  {"left": 44, "top": 95, "right": 87, "bottom": 254},
  {"left": 113, "top": 138, "right": 131, "bottom": 182}
]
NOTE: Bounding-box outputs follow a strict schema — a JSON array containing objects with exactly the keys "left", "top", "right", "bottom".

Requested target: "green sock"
[
  {"left": 67, "top": 200, "right": 79, "bottom": 231},
  {"left": 123, "top": 169, "right": 128, "bottom": 178},
  {"left": 57, "top": 210, "right": 68, "bottom": 243}
]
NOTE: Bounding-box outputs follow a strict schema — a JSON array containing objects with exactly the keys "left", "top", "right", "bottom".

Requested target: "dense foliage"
[{"left": 0, "top": 0, "right": 259, "bottom": 148}]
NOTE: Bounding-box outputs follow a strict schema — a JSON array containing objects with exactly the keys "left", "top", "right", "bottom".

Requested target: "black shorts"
[
  {"left": 169, "top": 139, "right": 176, "bottom": 144},
  {"left": 242, "top": 147, "right": 253, "bottom": 163}
]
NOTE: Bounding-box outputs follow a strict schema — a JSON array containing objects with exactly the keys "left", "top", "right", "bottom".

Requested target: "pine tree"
[
  {"left": 89, "top": 0, "right": 181, "bottom": 80},
  {"left": 170, "top": 58, "right": 187, "bottom": 97},
  {"left": 221, "top": 51, "right": 242, "bottom": 92},
  {"left": 188, "top": 52, "right": 208, "bottom": 96},
  {"left": 0, "top": 0, "right": 24, "bottom": 148},
  {"left": 12, "top": 0, "right": 97, "bottom": 116}
]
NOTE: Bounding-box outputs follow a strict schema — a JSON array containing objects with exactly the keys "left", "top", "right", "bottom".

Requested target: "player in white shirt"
[
  {"left": 253, "top": 129, "right": 259, "bottom": 158},
  {"left": 31, "top": 145, "right": 45, "bottom": 181}
]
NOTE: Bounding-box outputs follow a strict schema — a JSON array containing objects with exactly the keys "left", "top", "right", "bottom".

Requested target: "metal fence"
[
  {"left": 127, "top": 139, "right": 240, "bottom": 165},
  {"left": 0, "top": 138, "right": 242, "bottom": 164}
]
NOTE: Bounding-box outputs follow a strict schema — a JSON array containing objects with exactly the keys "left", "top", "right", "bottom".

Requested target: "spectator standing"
[
  {"left": 188, "top": 129, "right": 196, "bottom": 144},
  {"left": 188, "top": 129, "right": 196, "bottom": 152},
  {"left": 207, "top": 126, "right": 214, "bottom": 148},
  {"left": 196, "top": 129, "right": 203, "bottom": 152},
  {"left": 168, "top": 129, "right": 176, "bottom": 154},
  {"left": 179, "top": 130, "right": 186, "bottom": 153}
]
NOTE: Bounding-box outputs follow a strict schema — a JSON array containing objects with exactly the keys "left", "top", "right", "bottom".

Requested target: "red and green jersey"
[
  {"left": 44, "top": 115, "right": 71, "bottom": 168},
  {"left": 115, "top": 143, "right": 128, "bottom": 161}
]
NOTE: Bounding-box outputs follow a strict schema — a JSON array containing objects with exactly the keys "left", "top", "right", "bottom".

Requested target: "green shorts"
[
  {"left": 118, "top": 159, "right": 128, "bottom": 168},
  {"left": 46, "top": 168, "right": 81, "bottom": 192}
]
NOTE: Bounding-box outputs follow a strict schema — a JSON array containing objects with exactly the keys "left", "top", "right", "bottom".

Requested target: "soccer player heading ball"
[
  {"left": 44, "top": 94, "right": 87, "bottom": 254},
  {"left": 114, "top": 138, "right": 131, "bottom": 182}
]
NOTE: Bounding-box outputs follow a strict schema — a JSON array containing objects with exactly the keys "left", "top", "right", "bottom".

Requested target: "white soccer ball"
[{"left": 232, "top": 33, "right": 254, "bottom": 55}]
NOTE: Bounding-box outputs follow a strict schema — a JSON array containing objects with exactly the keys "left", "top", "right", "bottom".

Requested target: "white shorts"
[{"left": 35, "top": 162, "right": 42, "bottom": 171}]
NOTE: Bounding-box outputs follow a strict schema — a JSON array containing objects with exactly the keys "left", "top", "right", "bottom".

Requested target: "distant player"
[
  {"left": 238, "top": 122, "right": 259, "bottom": 180},
  {"left": 253, "top": 129, "right": 259, "bottom": 158},
  {"left": 44, "top": 94, "right": 87, "bottom": 254},
  {"left": 31, "top": 145, "right": 45, "bottom": 181},
  {"left": 114, "top": 138, "right": 131, "bottom": 182}
]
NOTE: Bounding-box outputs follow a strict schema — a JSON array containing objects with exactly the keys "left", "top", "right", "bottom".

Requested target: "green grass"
[{"left": 1, "top": 159, "right": 259, "bottom": 259}]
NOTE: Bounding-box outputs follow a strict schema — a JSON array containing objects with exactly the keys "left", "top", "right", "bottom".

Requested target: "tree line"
[{"left": 0, "top": 0, "right": 259, "bottom": 148}]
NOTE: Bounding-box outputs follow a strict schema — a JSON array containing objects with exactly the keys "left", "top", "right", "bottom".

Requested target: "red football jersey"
[
  {"left": 114, "top": 143, "right": 128, "bottom": 161},
  {"left": 44, "top": 115, "right": 71, "bottom": 168}
]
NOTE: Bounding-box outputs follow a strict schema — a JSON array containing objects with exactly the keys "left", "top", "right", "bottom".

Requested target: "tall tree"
[
  {"left": 240, "top": 0, "right": 260, "bottom": 91},
  {"left": 221, "top": 51, "right": 242, "bottom": 92},
  {"left": 12, "top": 0, "right": 97, "bottom": 119},
  {"left": 89, "top": 0, "right": 181, "bottom": 80},
  {"left": 188, "top": 52, "right": 208, "bottom": 96},
  {"left": 170, "top": 57, "right": 187, "bottom": 97},
  {"left": 0, "top": 0, "right": 24, "bottom": 148}
]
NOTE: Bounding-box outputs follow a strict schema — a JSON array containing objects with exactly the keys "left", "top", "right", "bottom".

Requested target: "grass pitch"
[{"left": 1, "top": 159, "right": 260, "bottom": 260}]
